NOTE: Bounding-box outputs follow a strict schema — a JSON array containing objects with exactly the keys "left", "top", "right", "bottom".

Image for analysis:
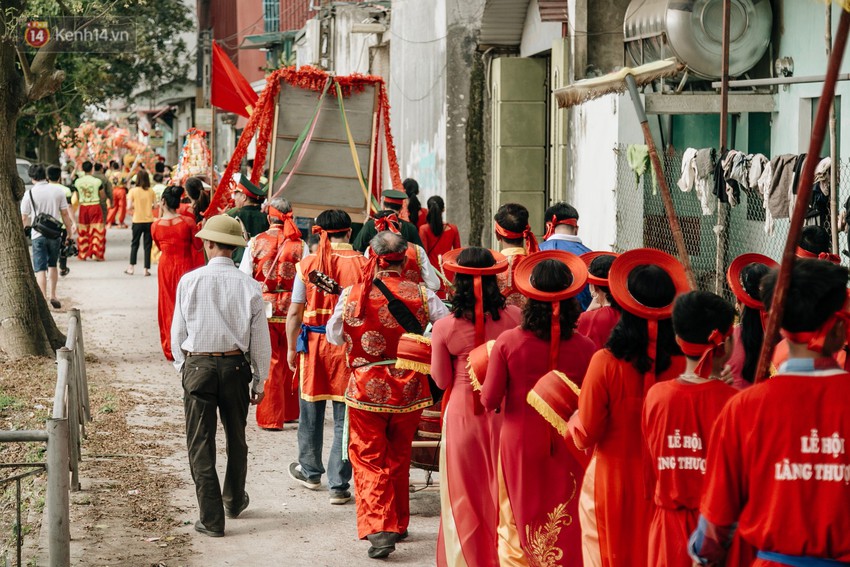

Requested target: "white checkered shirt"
[{"left": 171, "top": 257, "right": 272, "bottom": 392}]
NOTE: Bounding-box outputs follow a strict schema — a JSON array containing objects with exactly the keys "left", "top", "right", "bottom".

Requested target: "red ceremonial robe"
[
  {"left": 297, "top": 243, "right": 366, "bottom": 402},
  {"left": 152, "top": 216, "right": 199, "bottom": 360},
  {"left": 431, "top": 306, "right": 522, "bottom": 567},
  {"left": 574, "top": 349, "right": 686, "bottom": 567},
  {"left": 700, "top": 364, "right": 850, "bottom": 565},
  {"left": 577, "top": 306, "right": 620, "bottom": 351},
  {"left": 481, "top": 327, "right": 595, "bottom": 566},
  {"left": 496, "top": 248, "right": 528, "bottom": 309},
  {"left": 248, "top": 228, "right": 304, "bottom": 427},
  {"left": 642, "top": 378, "right": 737, "bottom": 566},
  {"left": 342, "top": 273, "right": 434, "bottom": 539}
]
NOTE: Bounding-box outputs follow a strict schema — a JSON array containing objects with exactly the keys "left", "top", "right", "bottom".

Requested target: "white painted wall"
[
  {"left": 520, "top": 0, "right": 562, "bottom": 58},
  {"left": 388, "top": 0, "right": 448, "bottom": 199}
]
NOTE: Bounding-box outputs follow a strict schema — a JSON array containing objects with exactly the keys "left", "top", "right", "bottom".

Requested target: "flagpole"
[{"left": 210, "top": 106, "right": 216, "bottom": 190}]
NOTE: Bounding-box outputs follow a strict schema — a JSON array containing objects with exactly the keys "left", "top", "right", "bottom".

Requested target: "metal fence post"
[
  {"left": 57, "top": 348, "right": 80, "bottom": 491},
  {"left": 46, "top": 418, "right": 70, "bottom": 567}
]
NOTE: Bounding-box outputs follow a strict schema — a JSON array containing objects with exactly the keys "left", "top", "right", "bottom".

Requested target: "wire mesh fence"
[{"left": 614, "top": 144, "right": 850, "bottom": 302}]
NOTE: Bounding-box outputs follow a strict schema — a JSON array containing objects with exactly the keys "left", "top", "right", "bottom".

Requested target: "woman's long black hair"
[
  {"left": 521, "top": 259, "right": 581, "bottom": 340},
  {"left": 450, "top": 247, "right": 505, "bottom": 322},
  {"left": 739, "top": 262, "right": 770, "bottom": 383},
  {"left": 606, "top": 264, "right": 681, "bottom": 374},
  {"left": 161, "top": 185, "right": 184, "bottom": 212},
  {"left": 403, "top": 178, "right": 421, "bottom": 225},
  {"left": 427, "top": 195, "right": 445, "bottom": 237}
]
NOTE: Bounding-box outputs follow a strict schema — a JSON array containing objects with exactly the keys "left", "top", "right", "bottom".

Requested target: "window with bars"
[{"left": 264, "top": 0, "right": 280, "bottom": 33}]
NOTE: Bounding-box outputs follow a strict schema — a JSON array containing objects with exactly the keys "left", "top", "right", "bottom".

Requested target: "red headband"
[
  {"left": 675, "top": 327, "right": 732, "bottom": 378},
  {"left": 544, "top": 216, "right": 578, "bottom": 240},
  {"left": 354, "top": 247, "right": 408, "bottom": 317},
  {"left": 374, "top": 214, "right": 401, "bottom": 235},
  {"left": 780, "top": 311, "right": 850, "bottom": 355},
  {"left": 383, "top": 196, "right": 406, "bottom": 206},
  {"left": 495, "top": 222, "right": 540, "bottom": 254},
  {"left": 310, "top": 225, "right": 350, "bottom": 274},
  {"left": 796, "top": 247, "right": 841, "bottom": 265},
  {"left": 268, "top": 207, "right": 301, "bottom": 241}
]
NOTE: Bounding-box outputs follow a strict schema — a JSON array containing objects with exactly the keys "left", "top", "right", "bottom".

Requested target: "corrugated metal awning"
[
  {"left": 538, "top": 0, "right": 567, "bottom": 22},
  {"left": 478, "top": 0, "right": 531, "bottom": 47}
]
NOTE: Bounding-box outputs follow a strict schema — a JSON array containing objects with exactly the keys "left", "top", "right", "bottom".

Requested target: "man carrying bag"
[{"left": 20, "top": 163, "right": 77, "bottom": 309}]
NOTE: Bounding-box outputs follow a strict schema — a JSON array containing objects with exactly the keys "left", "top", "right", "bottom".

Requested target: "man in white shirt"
[
  {"left": 20, "top": 163, "right": 76, "bottom": 309},
  {"left": 170, "top": 215, "right": 271, "bottom": 538}
]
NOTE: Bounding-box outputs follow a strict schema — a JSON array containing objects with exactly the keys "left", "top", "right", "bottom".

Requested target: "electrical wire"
[{"left": 389, "top": 61, "right": 447, "bottom": 102}]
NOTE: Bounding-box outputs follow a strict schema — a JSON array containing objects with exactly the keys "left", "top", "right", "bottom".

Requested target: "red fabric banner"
[{"left": 211, "top": 42, "right": 259, "bottom": 118}]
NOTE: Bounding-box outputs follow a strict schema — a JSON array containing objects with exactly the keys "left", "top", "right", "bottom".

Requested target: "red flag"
[{"left": 211, "top": 41, "right": 259, "bottom": 118}]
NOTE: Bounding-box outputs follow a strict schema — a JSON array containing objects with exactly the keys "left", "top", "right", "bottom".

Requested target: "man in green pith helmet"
[
  {"left": 227, "top": 173, "right": 270, "bottom": 266},
  {"left": 352, "top": 189, "right": 423, "bottom": 253}
]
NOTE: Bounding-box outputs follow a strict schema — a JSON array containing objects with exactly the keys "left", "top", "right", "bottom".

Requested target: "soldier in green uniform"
[
  {"left": 227, "top": 174, "right": 270, "bottom": 266},
  {"left": 352, "top": 189, "right": 423, "bottom": 252}
]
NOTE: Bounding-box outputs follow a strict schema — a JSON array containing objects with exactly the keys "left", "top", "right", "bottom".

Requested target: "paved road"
[{"left": 59, "top": 226, "right": 440, "bottom": 566}]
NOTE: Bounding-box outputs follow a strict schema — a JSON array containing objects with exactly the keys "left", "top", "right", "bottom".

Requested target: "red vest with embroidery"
[
  {"left": 402, "top": 244, "right": 422, "bottom": 284},
  {"left": 497, "top": 250, "right": 528, "bottom": 308},
  {"left": 299, "top": 246, "right": 367, "bottom": 327},
  {"left": 342, "top": 273, "right": 432, "bottom": 412},
  {"left": 250, "top": 228, "right": 303, "bottom": 319}
]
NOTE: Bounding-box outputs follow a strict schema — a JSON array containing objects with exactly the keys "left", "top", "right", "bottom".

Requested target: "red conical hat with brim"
[
  {"left": 580, "top": 251, "right": 620, "bottom": 286},
  {"left": 726, "top": 253, "right": 778, "bottom": 311}
]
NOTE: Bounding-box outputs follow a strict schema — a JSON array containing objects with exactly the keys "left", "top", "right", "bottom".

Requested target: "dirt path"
[{"left": 54, "top": 227, "right": 440, "bottom": 567}]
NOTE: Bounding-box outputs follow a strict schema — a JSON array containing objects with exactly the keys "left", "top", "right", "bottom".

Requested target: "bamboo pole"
[
  {"left": 755, "top": 9, "right": 850, "bottom": 382},
  {"left": 715, "top": 0, "right": 732, "bottom": 294},
  {"left": 828, "top": 3, "right": 840, "bottom": 254}
]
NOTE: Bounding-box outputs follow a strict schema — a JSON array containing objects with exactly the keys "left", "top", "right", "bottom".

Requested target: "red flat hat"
[
  {"left": 467, "top": 340, "right": 496, "bottom": 392},
  {"left": 726, "top": 253, "right": 778, "bottom": 310},
  {"left": 441, "top": 248, "right": 509, "bottom": 276},
  {"left": 395, "top": 333, "right": 431, "bottom": 375},
  {"left": 514, "top": 250, "right": 588, "bottom": 302},
  {"left": 608, "top": 248, "right": 689, "bottom": 320},
  {"left": 527, "top": 370, "right": 590, "bottom": 469},
  {"left": 580, "top": 251, "right": 620, "bottom": 286}
]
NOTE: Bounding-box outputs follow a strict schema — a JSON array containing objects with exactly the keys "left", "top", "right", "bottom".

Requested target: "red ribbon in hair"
[
  {"left": 780, "top": 311, "right": 850, "bottom": 354},
  {"left": 796, "top": 246, "right": 841, "bottom": 265},
  {"left": 494, "top": 222, "right": 540, "bottom": 254},
  {"left": 543, "top": 216, "right": 578, "bottom": 241},
  {"left": 374, "top": 213, "right": 401, "bottom": 234},
  {"left": 268, "top": 207, "right": 301, "bottom": 241},
  {"left": 549, "top": 301, "right": 561, "bottom": 371},
  {"left": 675, "top": 327, "right": 733, "bottom": 379}
]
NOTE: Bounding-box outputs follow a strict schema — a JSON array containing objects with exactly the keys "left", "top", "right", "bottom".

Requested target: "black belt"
[{"left": 187, "top": 350, "right": 244, "bottom": 357}]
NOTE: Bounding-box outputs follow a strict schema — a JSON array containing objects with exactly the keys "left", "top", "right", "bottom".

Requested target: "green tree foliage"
[{"left": 12, "top": 0, "right": 193, "bottom": 157}]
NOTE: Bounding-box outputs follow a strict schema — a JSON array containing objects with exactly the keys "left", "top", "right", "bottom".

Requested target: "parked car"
[{"left": 16, "top": 157, "right": 33, "bottom": 194}]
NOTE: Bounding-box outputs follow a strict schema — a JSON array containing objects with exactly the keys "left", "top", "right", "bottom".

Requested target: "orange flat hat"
[
  {"left": 608, "top": 248, "right": 689, "bottom": 320},
  {"left": 395, "top": 333, "right": 431, "bottom": 375},
  {"left": 580, "top": 251, "right": 620, "bottom": 286},
  {"left": 467, "top": 340, "right": 496, "bottom": 392},
  {"left": 441, "top": 248, "right": 509, "bottom": 276},
  {"left": 726, "top": 253, "right": 778, "bottom": 310},
  {"left": 513, "top": 250, "right": 588, "bottom": 302},
  {"left": 527, "top": 370, "right": 590, "bottom": 468}
]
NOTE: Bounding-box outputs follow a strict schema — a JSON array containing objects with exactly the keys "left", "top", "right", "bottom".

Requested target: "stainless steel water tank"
[{"left": 624, "top": 0, "right": 772, "bottom": 80}]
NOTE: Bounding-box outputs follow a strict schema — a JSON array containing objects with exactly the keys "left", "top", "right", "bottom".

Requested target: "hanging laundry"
[
  {"left": 677, "top": 147, "right": 715, "bottom": 215},
  {"left": 788, "top": 153, "right": 808, "bottom": 218},
  {"left": 814, "top": 157, "right": 831, "bottom": 196},
  {"left": 767, "top": 154, "right": 798, "bottom": 220},
  {"left": 719, "top": 149, "right": 746, "bottom": 207},
  {"left": 749, "top": 153, "right": 769, "bottom": 192},
  {"left": 626, "top": 144, "right": 658, "bottom": 194},
  {"left": 759, "top": 160, "right": 775, "bottom": 234}
]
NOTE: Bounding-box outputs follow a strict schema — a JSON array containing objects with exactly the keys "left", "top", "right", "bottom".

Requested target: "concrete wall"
[
  {"left": 333, "top": 5, "right": 381, "bottom": 75},
  {"left": 771, "top": 0, "right": 850, "bottom": 159},
  {"left": 520, "top": 0, "right": 562, "bottom": 58},
  {"left": 236, "top": 0, "right": 266, "bottom": 83},
  {"left": 388, "top": 0, "right": 448, "bottom": 215}
]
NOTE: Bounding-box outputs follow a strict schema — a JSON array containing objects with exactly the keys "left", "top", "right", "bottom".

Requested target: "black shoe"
[
  {"left": 288, "top": 463, "right": 321, "bottom": 490},
  {"left": 225, "top": 492, "right": 249, "bottom": 519},
  {"left": 60, "top": 267, "right": 70, "bottom": 277},
  {"left": 194, "top": 520, "right": 224, "bottom": 538},
  {"left": 49, "top": 298, "right": 61, "bottom": 309},
  {"left": 366, "top": 532, "right": 397, "bottom": 559},
  {"left": 398, "top": 530, "right": 409, "bottom": 541},
  {"left": 329, "top": 490, "right": 351, "bottom": 505}
]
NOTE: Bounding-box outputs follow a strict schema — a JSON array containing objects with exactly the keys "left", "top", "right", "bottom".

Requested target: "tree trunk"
[
  {"left": 0, "top": 40, "right": 63, "bottom": 358},
  {"left": 38, "top": 135, "right": 61, "bottom": 164}
]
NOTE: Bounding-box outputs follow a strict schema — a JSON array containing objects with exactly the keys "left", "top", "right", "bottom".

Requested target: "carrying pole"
[
  {"left": 755, "top": 8, "right": 850, "bottom": 382},
  {"left": 714, "top": 0, "right": 732, "bottom": 294}
]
